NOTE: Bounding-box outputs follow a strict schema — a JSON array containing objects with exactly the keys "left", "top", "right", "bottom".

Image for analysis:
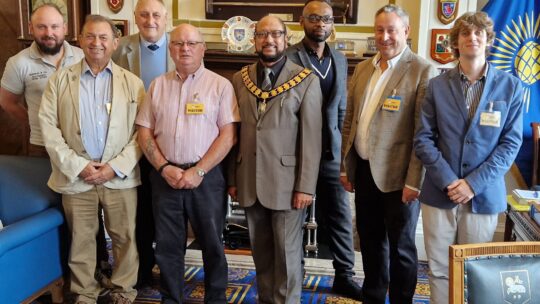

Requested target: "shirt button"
[{"left": 98, "top": 121, "right": 102, "bottom": 125}]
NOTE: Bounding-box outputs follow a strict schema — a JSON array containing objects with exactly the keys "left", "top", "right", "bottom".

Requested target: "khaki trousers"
[
  {"left": 421, "top": 203, "right": 498, "bottom": 304},
  {"left": 63, "top": 186, "right": 138, "bottom": 303}
]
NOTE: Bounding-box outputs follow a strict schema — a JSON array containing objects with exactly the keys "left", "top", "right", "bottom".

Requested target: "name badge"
[
  {"left": 186, "top": 103, "right": 204, "bottom": 114},
  {"left": 480, "top": 111, "right": 501, "bottom": 127},
  {"left": 382, "top": 96, "right": 402, "bottom": 112}
]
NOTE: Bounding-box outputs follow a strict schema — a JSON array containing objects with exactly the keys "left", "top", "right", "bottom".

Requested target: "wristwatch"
[{"left": 196, "top": 167, "right": 206, "bottom": 178}]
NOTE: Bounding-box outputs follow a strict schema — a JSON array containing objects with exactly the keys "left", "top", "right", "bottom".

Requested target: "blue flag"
[{"left": 483, "top": 0, "right": 540, "bottom": 186}]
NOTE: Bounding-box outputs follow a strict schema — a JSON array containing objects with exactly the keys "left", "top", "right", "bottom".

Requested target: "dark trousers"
[
  {"left": 354, "top": 159, "right": 420, "bottom": 304},
  {"left": 136, "top": 157, "right": 155, "bottom": 284},
  {"left": 150, "top": 165, "right": 228, "bottom": 304},
  {"left": 315, "top": 159, "right": 356, "bottom": 278}
]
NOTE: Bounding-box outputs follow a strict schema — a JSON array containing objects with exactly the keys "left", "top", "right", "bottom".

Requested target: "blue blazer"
[
  {"left": 285, "top": 42, "right": 347, "bottom": 163},
  {"left": 414, "top": 65, "right": 524, "bottom": 214}
]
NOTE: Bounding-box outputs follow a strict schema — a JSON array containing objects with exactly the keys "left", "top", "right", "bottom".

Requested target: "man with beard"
[
  {"left": 228, "top": 15, "right": 322, "bottom": 303},
  {"left": 285, "top": 1, "right": 362, "bottom": 299},
  {"left": 0, "top": 3, "right": 83, "bottom": 157}
]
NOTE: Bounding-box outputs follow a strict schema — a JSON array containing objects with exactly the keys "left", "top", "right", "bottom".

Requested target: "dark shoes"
[{"left": 332, "top": 276, "right": 363, "bottom": 300}]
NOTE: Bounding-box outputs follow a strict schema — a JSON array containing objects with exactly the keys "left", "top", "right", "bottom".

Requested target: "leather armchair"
[
  {"left": 0, "top": 155, "right": 65, "bottom": 303},
  {"left": 449, "top": 242, "right": 540, "bottom": 304}
]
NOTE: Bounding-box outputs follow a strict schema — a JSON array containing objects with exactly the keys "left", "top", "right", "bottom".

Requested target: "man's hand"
[
  {"left": 447, "top": 179, "right": 474, "bottom": 204},
  {"left": 340, "top": 175, "right": 354, "bottom": 192},
  {"left": 402, "top": 187, "right": 420, "bottom": 204},
  {"left": 176, "top": 167, "right": 203, "bottom": 189},
  {"left": 84, "top": 163, "right": 115, "bottom": 185},
  {"left": 78, "top": 161, "right": 101, "bottom": 179},
  {"left": 228, "top": 186, "right": 238, "bottom": 202},
  {"left": 292, "top": 192, "right": 313, "bottom": 209},
  {"left": 161, "top": 165, "right": 183, "bottom": 189}
]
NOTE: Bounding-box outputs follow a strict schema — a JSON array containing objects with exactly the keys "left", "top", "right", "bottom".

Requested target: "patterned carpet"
[{"left": 134, "top": 262, "right": 431, "bottom": 303}]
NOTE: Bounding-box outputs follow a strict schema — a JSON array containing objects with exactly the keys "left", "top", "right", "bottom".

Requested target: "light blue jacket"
[{"left": 414, "top": 65, "right": 523, "bottom": 214}]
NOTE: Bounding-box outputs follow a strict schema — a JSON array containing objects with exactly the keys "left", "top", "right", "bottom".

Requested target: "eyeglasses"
[
  {"left": 304, "top": 14, "right": 334, "bottom": 24},
  {"left": 171, "top": 41, "right": 204, "bottom": 48},
  {"left": 253, "top": 30, "right": 286, "bottom": 39}
]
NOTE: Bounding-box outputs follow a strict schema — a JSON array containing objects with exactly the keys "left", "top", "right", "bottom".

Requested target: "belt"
[{"left": 170, "top": 162, "right": 198, "bottom": 170}]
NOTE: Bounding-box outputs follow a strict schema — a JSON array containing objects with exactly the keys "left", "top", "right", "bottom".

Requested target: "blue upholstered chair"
[
  {"left": 0, "top": 155, "right": 65, "bottom": 303},
  {"left": 449, "top": 242, "right": 540, "bottom": 304}
]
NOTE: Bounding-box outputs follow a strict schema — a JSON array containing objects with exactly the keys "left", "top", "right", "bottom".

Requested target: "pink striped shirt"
[{"left": 136, "top": 64, "right": 240, "bottom": 164}]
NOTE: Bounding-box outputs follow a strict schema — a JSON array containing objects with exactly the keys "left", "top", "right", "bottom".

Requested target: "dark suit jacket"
[
  {"left": 414, "top": 65, "right": 523, "bottom": 213},
  {"left": 341, "top": 48, "right": 437, "bottom": 192},
  {"left": 230, "top": 59, "right": 323, "bottom": 210},
  {"left": 111, "top": 33, "right": 175, "bottom": 77},
  {"left": 285, "top": 42, "right": 347, "bottom": 162}
]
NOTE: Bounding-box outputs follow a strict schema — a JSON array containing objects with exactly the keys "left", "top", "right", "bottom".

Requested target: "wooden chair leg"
[{"left": 50, "top": 277, "right": 64, "bottom": 304}]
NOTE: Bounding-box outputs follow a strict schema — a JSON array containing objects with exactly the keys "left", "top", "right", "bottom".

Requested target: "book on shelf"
[
  {"left": 511, "top": 189, "right": 540, "bottom": 205},
  {"left": 530, "top": 203, "right": 540, "bottom": 226},
  {"left": 507, "top": 195, "right": 531, "bottom": 212}
]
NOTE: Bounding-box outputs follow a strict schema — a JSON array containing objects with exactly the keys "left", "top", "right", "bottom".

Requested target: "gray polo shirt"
[{"left": 1, "top": 41, "right": 84, "bottom": 146}]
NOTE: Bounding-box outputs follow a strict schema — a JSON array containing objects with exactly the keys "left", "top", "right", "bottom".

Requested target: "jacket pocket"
[{"left": 281, "top": 155, "right": 296, "bottom": 166}]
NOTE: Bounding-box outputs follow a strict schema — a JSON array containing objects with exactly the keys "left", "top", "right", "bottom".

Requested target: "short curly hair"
[{"left": 449, "top": 12, "right": 495, "bottom": 58}]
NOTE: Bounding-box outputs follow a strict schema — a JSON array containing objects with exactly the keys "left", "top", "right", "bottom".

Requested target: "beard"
[
  {"left": 305, "top": 29, "right": 331, "bottom": 43},
  {"left": 35, "top": 37, "right": 64, "bottom": 55},
  {"left": 257, "top": 47, "right": 285, "bottom": 63}
]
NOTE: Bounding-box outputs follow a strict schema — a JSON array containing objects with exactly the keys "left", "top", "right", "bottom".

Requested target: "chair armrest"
[{"left": 0, "top": 207, "right": 64, "bottom": 258}]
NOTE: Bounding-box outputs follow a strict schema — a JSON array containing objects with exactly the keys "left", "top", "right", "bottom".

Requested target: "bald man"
[
  {"left": 0, "top": 3, "right": 83, "bottom": 157},
  {"left": 228, "top": 15, "right": 322, "bottom": 303},
  {"left": 136, "top": 24, "right": 239, "bottom": 303},
  {"left": 286, "top": 1, "right": 362, "bottom": 299}
]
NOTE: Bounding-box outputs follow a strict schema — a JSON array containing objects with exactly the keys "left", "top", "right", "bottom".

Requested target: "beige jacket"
[
  {"left": 341, "top": 48, "right": 437, "bottom": 192},
  {"left": 39, "top": 60, "right": 145, "bottom": 194}
]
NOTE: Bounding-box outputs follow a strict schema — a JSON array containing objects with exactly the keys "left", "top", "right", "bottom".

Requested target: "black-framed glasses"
[
  {"left": 304, "top": 14, "right": 334, "bottom": 24},
  {"left": 171, "top": 41, "right": 204, "bottom": 48},
  {"left": 254, "top": 30, "right": 286, "bottom": 39}
]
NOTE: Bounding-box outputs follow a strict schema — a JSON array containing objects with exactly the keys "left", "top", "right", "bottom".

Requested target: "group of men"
[{"left": 0, "top": 0, "right": 524, "bottom": 303}]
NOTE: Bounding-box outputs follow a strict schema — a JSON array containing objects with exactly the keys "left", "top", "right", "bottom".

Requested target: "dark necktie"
[
  {"left": 258, "top": 68, "right": 273, "bottom": 117},
  {"left": 148, "top": 44, "right": 159, "bottom": 51},
  {"left": 261, "top": 68, "right": 272, "bottom": 91}
]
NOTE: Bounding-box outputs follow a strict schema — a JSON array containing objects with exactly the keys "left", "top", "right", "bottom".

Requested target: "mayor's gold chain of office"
[{"left": 241, "top": 65, "right": 312, "bottom": 114}]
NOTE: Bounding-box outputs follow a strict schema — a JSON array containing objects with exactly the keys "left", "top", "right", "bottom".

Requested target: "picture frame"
[
  {"left": 18, "top": 0, "right": 82, "bottom": 42},
  {"left": 112, "top": 19, "right": 128, "bottom": 37}
]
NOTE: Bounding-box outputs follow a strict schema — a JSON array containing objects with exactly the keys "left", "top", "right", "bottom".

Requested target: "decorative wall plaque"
[{"left": 438, "top": 0, "right": 459, "bottom": 25}]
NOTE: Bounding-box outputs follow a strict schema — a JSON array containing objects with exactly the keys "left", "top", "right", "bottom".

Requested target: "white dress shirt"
[{"left": 354, "top": 48, "right": 406, "bottom": 160}]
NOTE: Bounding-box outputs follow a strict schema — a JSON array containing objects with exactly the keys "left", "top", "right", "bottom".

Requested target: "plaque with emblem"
[
  {"left": 221, "top": 16, "right": 256, "bottom": 53},
  {"left": 438, "top": 0, "right": 459, "bottom": 25},
  {"left": 107, "top": 0, "right": 123, "bottom": 13},
  {"left": 431, "top": 29, "right": 454, "bottom": 64}
]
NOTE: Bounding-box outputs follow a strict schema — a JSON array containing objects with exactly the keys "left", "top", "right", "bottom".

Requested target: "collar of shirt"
[
  {"left": 256, "top": 56, "right": 286, "bottom": 86},
  {"left": 303, "top": 41, "right": 331, "bottom": 60},
  {"left": 175, "top": 62, "right": 206, "bottom": 82},
  {"left": 140, "top": 34, "right": 167, "bottom": 49},
  {"left": 458, "top": 62, "right": 489, "bottom": 83},
  {"left": 82, "top": 59, "right": 113, "bottom": 77},
  {"left": 372, "top": 46, "right": 407, "bottom": 71}
]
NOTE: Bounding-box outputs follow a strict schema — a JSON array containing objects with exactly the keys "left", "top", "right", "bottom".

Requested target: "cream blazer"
[{"left": 39, "top": 60, "right": 145, "bottom": 194}]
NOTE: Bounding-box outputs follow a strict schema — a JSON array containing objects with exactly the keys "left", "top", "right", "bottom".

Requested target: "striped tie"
[{"left": 262, "top": 68, "right": 272, "bottom": 91}]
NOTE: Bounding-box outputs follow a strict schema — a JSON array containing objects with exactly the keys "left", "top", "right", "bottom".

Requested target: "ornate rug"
[{"left": 134, "top": 262, "right": 430, "bottom": 303}]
